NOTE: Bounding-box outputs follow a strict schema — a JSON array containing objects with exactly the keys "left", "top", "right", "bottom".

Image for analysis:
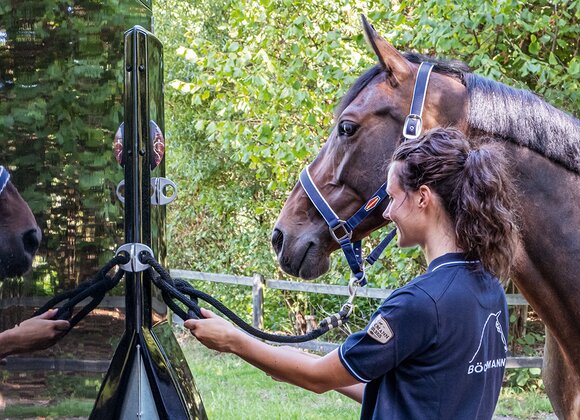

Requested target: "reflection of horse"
[
  {"left": 272, "top": 18, "right": 580, "bottom": 419},
  {"left": 0, "top": 166, "right": 41, "bottom": 279}
]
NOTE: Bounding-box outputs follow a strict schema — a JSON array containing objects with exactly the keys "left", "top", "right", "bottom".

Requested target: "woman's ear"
[{"left": 418, "top": 185, "right": 432, "bottom": 208}]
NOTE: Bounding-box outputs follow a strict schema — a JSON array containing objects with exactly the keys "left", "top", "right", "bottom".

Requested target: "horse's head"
[
  {"left": 0, "top": 166, "right": 42, "bottom": 279},
  {"left": 272, "top": 16, "right": 469, "bottom": 279}
]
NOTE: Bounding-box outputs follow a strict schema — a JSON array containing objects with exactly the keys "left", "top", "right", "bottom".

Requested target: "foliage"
[
  {"left": 505, "top": 325, "right": 545, "bottom": 391},
  {"left": 372, "top": 0, "right": 579, "bottom": 111},
  {"left": 0, "top": 0, "right": 155, "bottom": 296},
  {"left": 155, "top": 0, "right": 426, "bottom": 333},
  {"left": 154, "top": 0, "right": 577, "bottom": 339}
]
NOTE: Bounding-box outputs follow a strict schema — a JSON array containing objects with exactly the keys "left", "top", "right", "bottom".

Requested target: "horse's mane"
[
  {"left": 338, "top": 52, "right": 580, "bottom": 174},
  {"left": 465, "top": 73, "right": 580, "bottom": 174}
]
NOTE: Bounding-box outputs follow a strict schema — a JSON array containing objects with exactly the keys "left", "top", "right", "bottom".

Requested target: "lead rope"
[
  {"left": 33, "top": 228, "right": 395, "bottom": 341},
  {"left": 33, "top": 253, "right": 130, "bottom": 332},
  {"left": 34, "top": 250, "right": 354, "bottom": 343},
  {"left": 141, "top": 253, "right": 354, "bottom": 343}
]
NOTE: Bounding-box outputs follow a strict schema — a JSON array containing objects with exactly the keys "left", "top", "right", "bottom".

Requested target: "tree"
[{"left": 154, "top": 0, "right": 577, "bottom": 334}]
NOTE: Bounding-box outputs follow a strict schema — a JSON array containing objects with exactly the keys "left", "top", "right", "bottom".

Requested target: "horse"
[
  {"left": 272, "top": 17, "right": 580, "bottom": 419},
  {"left": 0, "top": 166, "right": 42, "bottom": 279}
]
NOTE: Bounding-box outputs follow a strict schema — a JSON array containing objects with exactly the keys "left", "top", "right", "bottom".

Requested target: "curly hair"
[{"left": 391, "top": 128, "right": 519, "bottom": 279}]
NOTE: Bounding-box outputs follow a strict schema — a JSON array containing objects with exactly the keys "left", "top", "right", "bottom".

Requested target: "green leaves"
[
  {"left": 374, "top": 0, "right": 578, "bottom": 111},
  {"left": 154, "top": 0, "right": 577, "bottom": 336}
]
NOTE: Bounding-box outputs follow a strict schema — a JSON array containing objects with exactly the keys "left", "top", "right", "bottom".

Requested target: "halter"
[
  {"left": 299, "top": 62, "right": 435, "bottom": 287},
  {"left": 0, "top": 166, "right": 10, "bottom": 196}
]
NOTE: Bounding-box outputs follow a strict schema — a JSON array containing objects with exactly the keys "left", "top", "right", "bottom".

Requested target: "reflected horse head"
[{"left": 0, "top": 166, "right": 41, "bottom": 279}]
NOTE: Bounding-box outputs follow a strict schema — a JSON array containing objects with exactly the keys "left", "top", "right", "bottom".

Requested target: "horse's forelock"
[{"left": 403, "top": 52, "right": 470, "bottom": 84}]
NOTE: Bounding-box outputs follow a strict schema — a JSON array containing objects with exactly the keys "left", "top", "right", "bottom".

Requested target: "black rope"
[
  {"left": 141, "top": 254, "right": 351, "bottom": 344},
  {"left": 34, "top": 253, "right": 129, "bottom": 330}
]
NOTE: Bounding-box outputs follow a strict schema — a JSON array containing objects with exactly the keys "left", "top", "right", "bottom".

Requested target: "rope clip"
[
  {"left": 115, "top": 243, "right": 154, "bottom": 272},
  {"left": 341, "top": 276, "right": 362, "bottom": 317}
]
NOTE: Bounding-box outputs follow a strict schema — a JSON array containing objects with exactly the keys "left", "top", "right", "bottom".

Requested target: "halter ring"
[{"left": 329, "top": 220, "right": 352, "bottom": 243}]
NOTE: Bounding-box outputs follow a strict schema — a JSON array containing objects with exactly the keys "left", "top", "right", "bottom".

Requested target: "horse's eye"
[{"left": 338, "top": 120, "right": 359, "bottom": 137}]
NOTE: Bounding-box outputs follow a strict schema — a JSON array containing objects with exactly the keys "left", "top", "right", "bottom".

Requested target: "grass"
[
  {"left": 179, "top": 332, "right": 360, "bottom": 419},
  {"left": 2, "top": 399, "right": 95, "bottom": 418},
  {"left": 1, "top": 330, "right": 556, "bottom": 419},
  {"left": 495, "top": 388, "right": 554, "bottom": 418}
]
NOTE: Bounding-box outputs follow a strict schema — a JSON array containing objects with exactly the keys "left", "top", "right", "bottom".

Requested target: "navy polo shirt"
[{"left": 339, "top": 253, "right": 508, "bottom": 420}]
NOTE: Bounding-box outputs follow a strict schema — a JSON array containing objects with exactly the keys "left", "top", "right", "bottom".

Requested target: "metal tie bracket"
[
  {"left": 151, "top": 177, "right": 177, "bottom": 205},
  {"left": 116, "top": 177, "right": 177, "bottom": 206},
  {"left": 116, "top": 243, "right": 154, "bottom": 272}
]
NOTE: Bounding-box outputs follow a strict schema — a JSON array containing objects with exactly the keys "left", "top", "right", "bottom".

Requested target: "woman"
[{"left": 185, "top": 128, "right": 519, "bottom": 419}]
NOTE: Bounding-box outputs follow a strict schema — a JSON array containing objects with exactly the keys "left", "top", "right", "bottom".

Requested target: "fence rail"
[
  {"left": 171, "top": 269, "right": 542, "bottom": 369},
  {"left": 1, "top": 269, "right": 541, "bottom": 371}
]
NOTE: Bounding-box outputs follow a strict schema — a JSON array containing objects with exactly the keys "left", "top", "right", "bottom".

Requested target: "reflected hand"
[
  {"left": 5, "top": 309, "right": 70, "bottom": 357},
  {"left": 184, "top": 308, "right": 242, "bottom": 353}
]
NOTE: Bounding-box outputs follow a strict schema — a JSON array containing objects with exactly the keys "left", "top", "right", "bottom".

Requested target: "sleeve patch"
[{"left": 367, "top": 315, "right": 394, "bottom": 344}]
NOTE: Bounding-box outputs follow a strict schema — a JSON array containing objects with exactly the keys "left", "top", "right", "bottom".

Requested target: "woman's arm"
[
  {"left": 184, "top": 308, "right": 360, "bottom": 394},
  {"left": 335, "top": 383, "right": 365, "bottom": 403}
]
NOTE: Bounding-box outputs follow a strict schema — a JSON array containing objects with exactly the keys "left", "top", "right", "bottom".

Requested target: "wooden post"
[{"left": 252, "top": 273, "right": 265, "bottom": 329}]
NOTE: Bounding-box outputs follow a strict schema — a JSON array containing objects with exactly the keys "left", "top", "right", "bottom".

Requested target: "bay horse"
[
  {"left": 0, "top": 166, "right": 41, "bottom": 279},
  {"left": 272, "top": 17, "right": 580, "bottom": 419}
]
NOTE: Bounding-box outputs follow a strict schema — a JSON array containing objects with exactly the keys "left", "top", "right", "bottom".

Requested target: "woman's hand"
[
  {"left": 185, "top": 308, "right": 360, "bottom": 395},
  {"left": 184, "top": 308, "right": 243, "bottom": 353}
]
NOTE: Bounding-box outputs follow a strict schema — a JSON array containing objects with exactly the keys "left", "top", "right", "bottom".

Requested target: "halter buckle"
[
  {"left": 329, "top": 220, "right": 352, "bottom": 243},
  {"left": 403, "top": 113, "right": 422, "bottom": 140}
]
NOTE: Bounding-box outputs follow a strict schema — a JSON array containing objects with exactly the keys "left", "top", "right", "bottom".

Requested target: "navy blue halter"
[
  {"left": 0, "top": 166, "right": 10, "bottom": 196},
  {"left": 299, "top": 62, "right": 434, "bottom": 286}
]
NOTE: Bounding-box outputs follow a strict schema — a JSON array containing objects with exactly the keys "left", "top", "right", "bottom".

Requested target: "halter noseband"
[
  {"left": 299, "top": 62, "right": 434, "bottom": 286},
  {"left": 0, "top": 166, "right": 10, "bottom": 196}
]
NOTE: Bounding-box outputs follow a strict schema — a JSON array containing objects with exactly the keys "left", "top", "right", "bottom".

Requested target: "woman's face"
[{"left": 382, "top": 162, "right": 425, "bottom": 248}]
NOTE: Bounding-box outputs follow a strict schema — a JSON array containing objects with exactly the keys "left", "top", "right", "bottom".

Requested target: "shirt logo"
[
  {"left": 367, "top": 315, "right": 394, "bottom": 344},
  {"left": 467, "top": 311, "right": 508, "bottom": 375}
]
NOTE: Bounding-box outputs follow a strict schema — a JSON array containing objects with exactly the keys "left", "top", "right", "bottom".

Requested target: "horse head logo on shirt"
[{"left": 467, "top": 311, "right": 508, "bottom": 375}]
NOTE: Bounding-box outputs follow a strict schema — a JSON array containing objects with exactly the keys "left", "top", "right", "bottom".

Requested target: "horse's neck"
[
  {"left": 499, "top": 141, "right": 580, "bottom": 375},
  {"left": 465, "top": 73, "right": 580, "bottom": 175}
]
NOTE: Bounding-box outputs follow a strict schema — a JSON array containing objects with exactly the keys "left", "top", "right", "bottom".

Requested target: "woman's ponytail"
[
  {"left": 456, "top": 143, "right": 519, "bottom": 278},
  {"left": 391, "top": 128, "right": 519, "bottom": 278}
]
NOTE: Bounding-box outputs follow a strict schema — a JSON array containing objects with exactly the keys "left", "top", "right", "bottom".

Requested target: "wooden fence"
[
  {"left": 2, "top": 269, "right": 542, "bottom": 371},
  {"left": 171, "top": 269, "right": 543, "bottom": 369}
]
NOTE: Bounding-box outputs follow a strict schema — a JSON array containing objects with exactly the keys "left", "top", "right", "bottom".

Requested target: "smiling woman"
[
  {"left": 385, "top": 128, "right": 518, "bottom": 279},
  {"left": 186, "top": 127, "right": 519, "bottom": 419}
]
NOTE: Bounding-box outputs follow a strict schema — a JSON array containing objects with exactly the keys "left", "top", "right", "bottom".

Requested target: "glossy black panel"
[
  {"left": 0, "top": 1, "right": 184, "bottom": 415},
  {"left": 90, "top": 26, "right": 205, "bottom": 419}
]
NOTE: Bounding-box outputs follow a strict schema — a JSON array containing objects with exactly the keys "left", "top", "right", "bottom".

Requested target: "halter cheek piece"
[
  {"left": 0, "top": 166, "right": 10, "bottom": 196},
  {"left": 299, "top": 62, "right": 434, "bottom": 287},
  {"left": 403, "top": 62, "right": 434, "bottom": 140}
]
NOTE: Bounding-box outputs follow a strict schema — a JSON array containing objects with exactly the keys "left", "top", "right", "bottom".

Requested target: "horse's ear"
[{"left": 361, "top": 15, "right": 412, "bottom": 84}]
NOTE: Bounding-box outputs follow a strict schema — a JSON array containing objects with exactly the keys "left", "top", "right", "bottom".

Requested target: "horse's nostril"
[
  {"left": 22, "top": 228, "right": 41, "bottom": 255},
  {"left": 271, "top": 228, "right": 284, "bottom": 255}
]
